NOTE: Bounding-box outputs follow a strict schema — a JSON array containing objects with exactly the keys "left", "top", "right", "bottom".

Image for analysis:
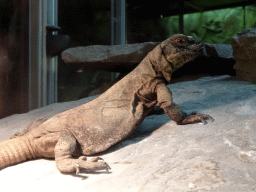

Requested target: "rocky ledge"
[{"left": 0, "top": 75, "right": 256, "bottom": 192}]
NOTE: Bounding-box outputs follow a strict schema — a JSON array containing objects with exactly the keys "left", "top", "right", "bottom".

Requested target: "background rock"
[
  {"left": 61, "top": 42, "right": 160, "bottom": 73},
  {"left": 0, "top": 75, "right": 256, "bottom": 192},
  {"left": 63, "top": 42, "right": 236, "bottom": 97},
  {"left": 61, "top": 42, "right": 235, "bottom": 75},
  {"left": 202, "top": 43, "right": 234, "bottom": 59},
  {"left": 231, "top": 28, "right": 256, "bottom": 83},
  {"left": 170, "top": 43, "right": 236, "bottom": 83}
]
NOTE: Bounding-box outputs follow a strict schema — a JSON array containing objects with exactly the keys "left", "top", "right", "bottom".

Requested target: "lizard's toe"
[
  {"left": 199, "top": 116, "right": 206, "bottom": 125},
  {"left": 90, "top": 157, "right": 111, "bottom": 172},
  {"left": 76, "top": 157, "right": 111, "bottom": 174},
  {"left": 104, "top": 161, "right": 111, "bottom": 172},
  {"left": 180, "top": 112, "right": 214, "bottom": 125},
  {"left": 198, "top": 113, "right": 214, "bottom": 122},
  {"left": 78, "top": 156, "right": 87, "bottom": 161},
  {"left": 76, "top": 164, "right": 80, "bottom": 175},
  {"left": 90, "top": 157, "right": 103, "bottom": 162}
]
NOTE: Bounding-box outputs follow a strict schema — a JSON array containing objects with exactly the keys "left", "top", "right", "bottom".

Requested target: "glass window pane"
[
  {"left": 0, "top": 0, "right": 29, "bottom": 118},
  {"left": 58, "top": 0, "right": 112, "bottom": 102}
]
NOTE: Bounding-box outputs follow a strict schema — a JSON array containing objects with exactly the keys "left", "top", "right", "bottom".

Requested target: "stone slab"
[
  {"left": 0, "top": 75, "right": 256, "bottom": 191},
  {"left": 61, "top": 42, "right": 159, "bottom": 72}
]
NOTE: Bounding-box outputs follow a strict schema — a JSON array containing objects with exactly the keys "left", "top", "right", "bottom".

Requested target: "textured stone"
[
  {"left": 61, "top": 41, "right": 235, "bottom": 76},
  {"left": 61, "top": 42, "right": 160, "bottom": 72},
  {"left": 62, "top": 42, "right": 235, "bottom": 97},
  {"left": 202, "top": 43, "right": 234, "bottom": 59},
  {"left": 1, "top": 75, "right": 256, "bottom": 191},
  {"left": 231, "top": 28, "right": 256, "bottom": 83},
  {"left": 62, "top": 40, "right": 236, "bottom": 98},
  {"left": 171, "top": 43, "right": 236, "bottom": 81}
]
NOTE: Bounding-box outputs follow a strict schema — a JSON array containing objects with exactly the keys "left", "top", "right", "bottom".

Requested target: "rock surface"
[
  {"left": 231, "top": 28, "right": 256, "bottom": 83},
  {"left": 61, "top": 42, "right": 159, "bottom": 72},
  {"left": 65, "top": 42, "right": 235, "bottom": 97},
  {"left": 171, "top": 43, "right": 236, "bottom": 82},
  {"left": 202, "top": 43, "right": 234, "bottom": 59},
  {"left": 0, "top": 75, "right": 256, "bottom": 192},
  {"left": 61, "top": 41, "right": 235, "bottom": 75}
]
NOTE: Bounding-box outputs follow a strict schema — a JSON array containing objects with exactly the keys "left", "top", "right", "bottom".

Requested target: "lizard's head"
[{"left": 160, "top": 34, "right": 203, "bottom": 71}]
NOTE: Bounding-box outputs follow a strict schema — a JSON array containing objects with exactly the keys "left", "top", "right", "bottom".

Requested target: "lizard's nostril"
[{"left": 194, "top": 39, "right": 199, "bottom": 44}]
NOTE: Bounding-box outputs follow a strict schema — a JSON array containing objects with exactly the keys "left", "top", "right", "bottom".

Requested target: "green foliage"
[{"left": 161, "top": 6, "right": 256, "bottom": 44}]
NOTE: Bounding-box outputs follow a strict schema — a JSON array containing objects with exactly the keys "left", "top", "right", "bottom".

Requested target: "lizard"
[{"left": 0, "top": 34, "right": 213, "bottom": 175}]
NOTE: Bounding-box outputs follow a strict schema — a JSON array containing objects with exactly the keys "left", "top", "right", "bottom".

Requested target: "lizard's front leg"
[
  {"left": 156, "top": 83, "right": 213, "bottom": 125},
  {"left": 163, "top": 102, "right": 213, "bottom": 125},
  {"left": 55, "top": 129, "right": 110, "bottom": 174}
]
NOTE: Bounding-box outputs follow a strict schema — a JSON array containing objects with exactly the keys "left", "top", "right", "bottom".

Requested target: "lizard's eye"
[{"left": 176, "top": 38, "right": 185, "bottom": 44}]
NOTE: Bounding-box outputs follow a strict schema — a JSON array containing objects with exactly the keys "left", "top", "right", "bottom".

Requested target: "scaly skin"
[{"left": 0, "top": 34, "right": 213, "bottom": 175}]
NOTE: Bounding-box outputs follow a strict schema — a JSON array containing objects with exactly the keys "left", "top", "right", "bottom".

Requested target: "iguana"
[{"left": 0, "top": 34, "right": 213, "bottom": 174}]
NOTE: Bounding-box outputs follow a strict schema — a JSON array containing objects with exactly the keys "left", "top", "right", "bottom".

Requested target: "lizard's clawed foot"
[
  {"left": 76, "top": 156, "right": 111, "bottom": 175},
  {"left": 179, "top": 111, "right": 214, "bottom": 125}
]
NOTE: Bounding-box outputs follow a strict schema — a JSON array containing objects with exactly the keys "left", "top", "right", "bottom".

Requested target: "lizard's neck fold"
[{"left": 148, "top": 45, "right": 173, "bottom": 84}]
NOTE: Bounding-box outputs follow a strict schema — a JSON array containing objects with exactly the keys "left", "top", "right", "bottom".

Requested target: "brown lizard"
[{"left": 0, "top": 34, "right": 213, "bottom": 174}]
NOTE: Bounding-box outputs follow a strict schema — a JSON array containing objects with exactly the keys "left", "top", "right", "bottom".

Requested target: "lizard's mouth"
[
  {"left": 186, "top": 41, "right": 204, "bottom": 56},
  {"left": 191, "top": 40, "right": 203, "bottom": 51},
  {"left": 181, "top": 45, "right": 202, "bottom": 55}
]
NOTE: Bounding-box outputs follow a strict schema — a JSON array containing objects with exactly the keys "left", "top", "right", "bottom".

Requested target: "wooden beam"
[{"left": 184, "top": 1, "right": 204, "bottom": 12}]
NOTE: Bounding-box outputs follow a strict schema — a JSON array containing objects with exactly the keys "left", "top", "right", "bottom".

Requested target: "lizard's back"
[{"left": 29, "top": 58, "right": 159, "bottom": 156}]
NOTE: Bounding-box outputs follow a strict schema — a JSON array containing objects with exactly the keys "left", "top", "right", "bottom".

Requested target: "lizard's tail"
[{"left": 0, "top": 136, "right": 37, "bottom": 170}]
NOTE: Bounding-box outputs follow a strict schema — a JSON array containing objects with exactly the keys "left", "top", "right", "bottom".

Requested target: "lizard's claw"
[
  {"left": 180, "top": 111, "right": 214, "bottom": 125},
  {"left": 103, "top": 162, "right": 111, "bottom": 173},
  {"left": 75, "top": 156, "right": 111, "bottom": 175},
  {"left": 76, "top": 164, "right": 80, "bottom": 175},
  {"left": 90, "top": 156, "right": 111, "bottom": 172},
  {"left": 91, "top": 157, "right": 103, "bottom": 162}
]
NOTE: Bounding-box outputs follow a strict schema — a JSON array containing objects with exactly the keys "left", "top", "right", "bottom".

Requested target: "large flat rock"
[
  {"left": 0, "top": 75, "right": 256, "bottom": 192},
  {"left": 232, "top": 28, "right": 256, "bottom": 83},
  {"left": 61, "top": 42, "right": 159, "bottom": 72},
  {"left": 61, "top": 42, "right": 235, "bottom": 74}
]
